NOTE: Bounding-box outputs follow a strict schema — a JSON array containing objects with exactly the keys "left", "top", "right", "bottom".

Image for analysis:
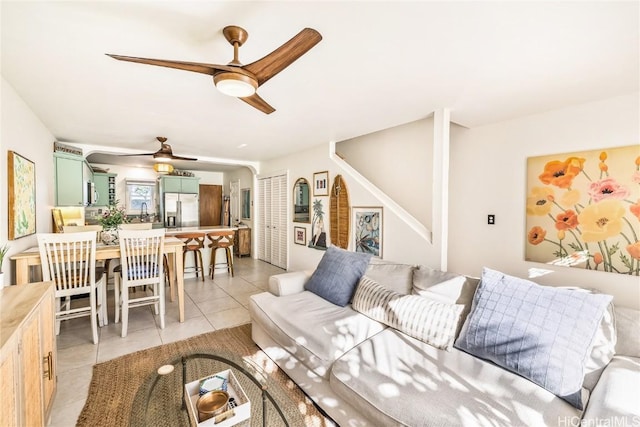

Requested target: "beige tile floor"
[{"left": 48, "top": 257, "right": 284, "bottom": 427}]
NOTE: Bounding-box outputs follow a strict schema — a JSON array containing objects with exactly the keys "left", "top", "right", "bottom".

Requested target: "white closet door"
[
  {"left": 270, "top": 174, "right": 287, "bottom": 269},
  {"left": 258, "top": 177, "right": 270, "bottom": 263},
  {"left": 257, "top": 174, "right": 287, "bottom": 268}
]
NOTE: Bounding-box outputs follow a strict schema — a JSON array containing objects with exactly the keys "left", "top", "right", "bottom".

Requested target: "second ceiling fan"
[
  {"left": 107, "top": 25, "right": 322, "bottom": 114},
  {"left": 121, "top": 137, "right": 196, "bottom": 161}
]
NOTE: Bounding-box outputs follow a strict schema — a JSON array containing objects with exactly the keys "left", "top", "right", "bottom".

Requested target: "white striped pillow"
[{"left": 353, "top": 276, "right": 464, "bottom": 350}]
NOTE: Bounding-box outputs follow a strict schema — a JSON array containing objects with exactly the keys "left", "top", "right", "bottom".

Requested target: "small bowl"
[{"left": 196, "top": 390, "right": 229, "bottom": 422}]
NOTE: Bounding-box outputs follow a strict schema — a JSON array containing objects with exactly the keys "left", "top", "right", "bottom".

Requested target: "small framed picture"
[
  {"left": 294, "top": 226, "right": 307, "bottom": 245},
  {"left": 313, "top": 171, "right": 329, "bottom": 196},
  {"left": 352, "top": 206, "right": 383, "bottom": 257}
]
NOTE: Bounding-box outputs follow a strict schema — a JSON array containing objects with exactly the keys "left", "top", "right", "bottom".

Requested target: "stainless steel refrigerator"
[{"left": 164, "top": 193, "right": 199, "bottom": 228}]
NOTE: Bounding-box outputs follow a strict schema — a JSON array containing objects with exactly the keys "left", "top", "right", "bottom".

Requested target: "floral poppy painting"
[{"left": 525, "top": 145, "right": 640, "bottom": 275}]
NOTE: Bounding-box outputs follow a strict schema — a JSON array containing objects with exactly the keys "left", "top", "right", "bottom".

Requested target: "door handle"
[{"left": 43, "top": 351, "right": 53, "bottom": 381}]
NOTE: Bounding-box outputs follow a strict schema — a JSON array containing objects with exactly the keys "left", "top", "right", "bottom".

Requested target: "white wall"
[
  {"left": 336, "top": 117, "right": 434, "bottom": 227},
  {"left": 260, "top": 143, "right": 440, "bottom": 272},
  {"left": 1, "top": 77, "right": 56, "bottom": 285},
  {"left": 449, "top": 93, "right": 640, "bottom": 309}
]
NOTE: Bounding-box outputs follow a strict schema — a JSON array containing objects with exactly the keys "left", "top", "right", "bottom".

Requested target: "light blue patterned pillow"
[
  {"left": 455, "top": 268, "right": 612, "bottom": 409},
  {"left": 304, "top": 246, "right": 372, "bottom": 306}
]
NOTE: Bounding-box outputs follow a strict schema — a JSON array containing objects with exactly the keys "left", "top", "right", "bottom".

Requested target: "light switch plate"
[{"left": 488, "top": 214, "right": 495, "bottom": 225}]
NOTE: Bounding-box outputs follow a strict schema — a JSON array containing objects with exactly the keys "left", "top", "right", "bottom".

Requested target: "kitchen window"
[{"left": 125, "top": 180, "right": 157, "bottom": 216}]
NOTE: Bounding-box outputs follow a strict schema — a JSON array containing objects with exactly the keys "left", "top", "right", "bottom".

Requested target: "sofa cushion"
[
  {"left": 412, "top": 266, "right": 480, "bottom": 328},
  {"left": 330, "top": 328, "right": 581, "bottom": 427},
  {"left": 614, "top": 306, "right": 640, "bottom": 357},
  {"left": 583, "top": 300, "right": 616, "bottom": 391},
  {"left": 353, "top": 277, "right": 463, "bottom": 350},
  {"left": 249, "top": 290, "right": 385, "bottom": 379},
  {"left": 364, "top": 258, "right": 416, "bottom": 294},
  {"left": 581, "top": 356, "right": 640, "bottom": 424},
  {"left": 304, "top": 245, "right": 372, "bottom": 306},
  {"left": 455, "top": 268, "right": 613, "bottom": 410}
]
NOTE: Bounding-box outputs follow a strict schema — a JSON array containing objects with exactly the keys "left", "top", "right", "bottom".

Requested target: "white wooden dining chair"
[
  {"left": 37, "top": 231, "right": 104, "bottom": 344},
  {"left": 118, "top": 223, "right": 153, "bottom": 230},
  {"left": 113, "top": 222, "right": 169, "bottom": 294},
  {"left": 111, "top": 224, "right": 154, "bottom": 291},
  {"left": 114, "top": 228, "right": 166, "bottom": 337},
  {"left": 62, "top": 224, "right": 108, "bottom": 326}
]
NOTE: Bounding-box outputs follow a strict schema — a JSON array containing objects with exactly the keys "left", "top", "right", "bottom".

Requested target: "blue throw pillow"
[
  {"left": 304, "top": 246, "right": 372, "bottom": 307},
  {"left": 455, "top": 268, "right": 612, "bottom": 410}
]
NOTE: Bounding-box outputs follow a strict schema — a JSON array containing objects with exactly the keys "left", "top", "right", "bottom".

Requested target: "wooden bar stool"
[
  {"left": 206, "top": 231, "right": 235, "bottom": 279},
  {"left": 174, "top": 233, "right": 206, "bottom": 281}
]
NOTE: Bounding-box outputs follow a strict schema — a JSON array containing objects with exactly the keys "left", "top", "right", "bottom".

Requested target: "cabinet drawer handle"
[{"left": 43, "top": 351, "right": 53, "bottom": 381}]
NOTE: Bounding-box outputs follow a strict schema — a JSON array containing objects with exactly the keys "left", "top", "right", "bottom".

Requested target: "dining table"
[{"left": 10, "top": 236, "right": 187, "bottom": 323}]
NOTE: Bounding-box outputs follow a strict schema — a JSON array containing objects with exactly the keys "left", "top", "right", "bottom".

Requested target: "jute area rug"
[{"left": 77, "top": 324, "right": 335, "bottom": 427}]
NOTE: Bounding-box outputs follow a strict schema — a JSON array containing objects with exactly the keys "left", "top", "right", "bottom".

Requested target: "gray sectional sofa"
[{"left": 249, "top": 255, "right": 640, "bottom": 427}]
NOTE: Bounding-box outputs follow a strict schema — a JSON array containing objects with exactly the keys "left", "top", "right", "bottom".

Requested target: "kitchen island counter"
[{"left": 163, "top": 225, "right": 238, "bottom": 234}]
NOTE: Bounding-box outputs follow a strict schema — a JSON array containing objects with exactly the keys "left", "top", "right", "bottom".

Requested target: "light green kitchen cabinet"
[
  {"left": 180, "top": 177, "right": 200, "bottom": 194},
  {"left": 159, "top": 176, "right": 200, "bottom": 194},
  {"left": 93, "top": 173, "right": 117, "bottom": 206},
  {"left": 161, "top": 177, "right": 182, "bottom": 193},
  {"left": 54, "top": 153, "right": 84, "bottom": 206}
]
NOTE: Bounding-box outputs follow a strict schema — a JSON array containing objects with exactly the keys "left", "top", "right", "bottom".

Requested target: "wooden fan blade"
[
  {"left": 243, "top": 28, "right": 322, "bottom": 86},
  {"left": 167, "top": 154, "right": 197, "bottom": 161},
  {"left": 120, "top": 152, "right": 156, "bottom": 157},
  {"left": 106, "top": 54, "right": 251, "bottom": 77},
  {"left": 239, "top": 93, "right": 276, "bottom": 114}
]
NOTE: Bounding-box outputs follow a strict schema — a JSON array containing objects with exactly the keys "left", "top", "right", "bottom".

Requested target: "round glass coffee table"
[{"left": 130, "top": 351, "right": 304, "bottom": 426}]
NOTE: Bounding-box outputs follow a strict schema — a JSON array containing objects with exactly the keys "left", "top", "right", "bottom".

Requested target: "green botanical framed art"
[
  {"left": 525, "top": 145, "right": 640, "bottom": 275},
  {"left": 8, "top": 150, "right": 36, "bottom": 240}
]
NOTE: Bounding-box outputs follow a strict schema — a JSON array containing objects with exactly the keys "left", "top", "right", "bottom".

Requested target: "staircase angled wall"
[
  {"left": 330, "top": 142, "right": 432, "bottom": 243},
  {"left": 334, "top": 116, "right": 435, "bottom": 240}
]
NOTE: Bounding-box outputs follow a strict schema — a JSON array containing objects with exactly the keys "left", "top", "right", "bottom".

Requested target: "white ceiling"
[{"left": 2, "top": 1, "right": 638, "bottom": 172}]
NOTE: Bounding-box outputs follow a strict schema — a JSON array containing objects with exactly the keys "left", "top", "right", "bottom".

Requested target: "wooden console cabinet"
[
  {"left": 1, "top": 282, "right": 56, "bottom": 427},
  {"left": 235, "top": 227, "right": 251, "bottom": 258}
]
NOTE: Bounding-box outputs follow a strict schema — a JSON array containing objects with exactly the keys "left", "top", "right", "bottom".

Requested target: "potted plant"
[
  {"left": 98, "top": 201, "right": 129, "bottom": 245},
  {"left": 0, "top": 243, "right": 9, "bottom": 287}
]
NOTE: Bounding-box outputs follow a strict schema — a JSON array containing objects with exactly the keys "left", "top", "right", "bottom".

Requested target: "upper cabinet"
[
  {"left": 93, "top": 173, "right": 117, "bottom": 207},
  {"left": 54, "top": 153, "right": 84, "bottom": 206},
  {"left": 54, "top": 153, "right": 96, "bottom": 206},
  {"left": 158, "top": 176, "right": 200, "bottom": 194}
]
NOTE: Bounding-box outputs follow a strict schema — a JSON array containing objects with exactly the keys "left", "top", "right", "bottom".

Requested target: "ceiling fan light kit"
[
  {"left": 107, "top": 25, "right": 322, "bottom": 114},
  {"left": 214, "top": 72, "right": 257, "bottom": 97},
  {"left": 153, "top": 163, "right": 174, "bottom": 174}
]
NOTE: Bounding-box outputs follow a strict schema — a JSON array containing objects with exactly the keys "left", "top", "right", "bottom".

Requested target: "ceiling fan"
[
  {"left": 121, "top": 137, "right": 196, "bottom": 161},
  {"left": 107, "top": 25, "right": 322, "bottom": 114}
]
